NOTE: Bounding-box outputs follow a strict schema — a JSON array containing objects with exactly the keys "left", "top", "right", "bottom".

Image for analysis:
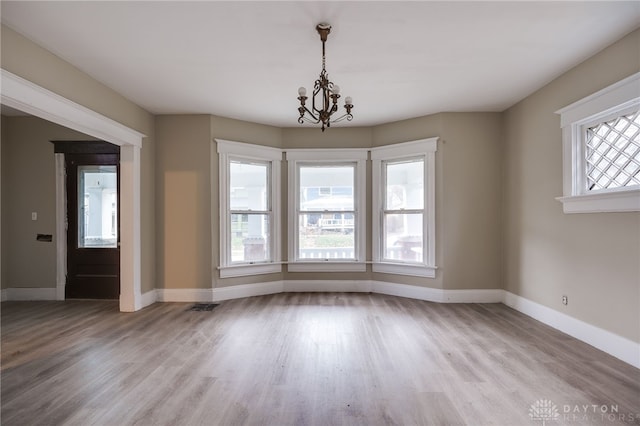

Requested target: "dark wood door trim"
[{"left": 52, "top": 140, "right": 120, "bottom": 154}]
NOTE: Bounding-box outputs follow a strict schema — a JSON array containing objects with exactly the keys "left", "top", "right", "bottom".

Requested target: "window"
[
  {"left": 287, "top": 149, "right": 367, "bottom": 272},
  {"left": 556, "top": 72, "right": 640, "bottom": 213},
  {"left": 77, "top": 165, "right": 118, "bottom": 248},
  {"left": 372, "top": 138, "right": 438, "bottom": 277},
  {"left": 216, "top": 140, "right": 281, "bottom": 277}
]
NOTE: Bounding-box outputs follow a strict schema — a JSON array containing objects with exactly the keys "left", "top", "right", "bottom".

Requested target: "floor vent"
[{"left": 188, "top": 303, "right": 219, "bottom": 312}]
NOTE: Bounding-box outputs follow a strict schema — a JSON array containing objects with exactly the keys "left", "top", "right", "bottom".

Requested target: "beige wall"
[
  {"left": 1, "top": 24, "right": 156, "bottom": 295},
  {"left": 440, "top": 113, "right": 502, "bottom": 290},
  {"left": 502, "top": 28, "right": 640, "bottom": 343},
  {"left": 155, "top": 115, "right": 213, "bottom": 290},
  {"left": 1, "top": 116, "right": 98, "bottom": 289}
]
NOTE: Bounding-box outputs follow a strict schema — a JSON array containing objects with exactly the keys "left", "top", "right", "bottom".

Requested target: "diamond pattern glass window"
[{"left": 585, "top": 110, "right": 640, "bottom": 191}]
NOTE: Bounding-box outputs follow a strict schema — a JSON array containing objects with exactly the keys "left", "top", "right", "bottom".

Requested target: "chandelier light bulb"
[
  {"left": 298, "top": 87, "right": 307, "bottom": 97},
  {"left": 345, "top": 96, "right": 352, "bottom": 105},
  {"left": 332, "top": 85, "right": 340, "bottom": 95}
]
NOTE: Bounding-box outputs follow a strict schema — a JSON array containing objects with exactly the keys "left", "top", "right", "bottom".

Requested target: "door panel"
[{"left": 66, "top": 153, "right": 120, "bottom": 299}]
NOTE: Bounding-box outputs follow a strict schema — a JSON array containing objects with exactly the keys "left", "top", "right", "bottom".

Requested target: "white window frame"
[
  {"left": 371, "top": 138, "right": 438, "bottom": 277},
  {"left": 216, "top": 139, "right": 282, "bottom": 278},
  {"left": 555, "top": 72, "right": 640, "bottom": 213},
  {"left": 286, "top": 149, "right": 367, "bottom": 272}
]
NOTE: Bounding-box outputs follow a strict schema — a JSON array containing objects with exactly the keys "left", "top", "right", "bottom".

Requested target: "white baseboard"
[
  {"left": 372, "top": 281, "right": 504, "bottom": 303},
  {"left": 4, "top": 287, "right": 57, "bottom": 301},
  {"left": 284, "top": 280, "right": 372, "bottom": 293},
  {"left": 213, "top": 281, "right": 284, "bottom": 301},
  {"left": 209, "top": 280, "right": 503, "bottom": 304},
  {"left": 156, "top": 288, "right": 214, "bottom": 303},
  {"left": 503, "top": 291, "right": 640, "bottom": 369},
  {"left": 140, "top": 289, "right": 157, "bottom": 308},
  {"left": 0, "top": 288, "right": 7, "bottom": 302},
  {"left": 372, "top": 280, "right": 442, "bottom": 301}
]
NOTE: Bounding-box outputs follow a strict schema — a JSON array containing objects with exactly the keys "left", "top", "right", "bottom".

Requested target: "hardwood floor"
[{"left": 1, "top": 293, "right": 639, "bottom": 425}]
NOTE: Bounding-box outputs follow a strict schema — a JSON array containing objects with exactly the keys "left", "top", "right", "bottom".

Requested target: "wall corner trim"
[{"left": 140, "top": 289, "right": 157, "bottom": 309}]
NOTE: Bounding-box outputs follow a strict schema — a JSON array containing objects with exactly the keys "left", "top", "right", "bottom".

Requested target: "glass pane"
[
  {"left": 585, "top": 110, "right": 640, "bottom": 190},
  {"left": 231, "top": 213, "right": 270, "bottom": 263},
  {"left": 299, "top": 165, "right": 354, "bottom": 211},
  {"left": 230, "top": 161, "right": 268, "bottom": 210},
  {"left": 298, "top": 213, "right": 354, "bottom": 260},
  {"left": 78, "top": 165, "right": 118, "bottom": 248},
  {"left": 385, "top": 159, "right": 424, "bottom": 209},
  {"left": 383, "top": 213, "right": 423, "bottom": 263}
]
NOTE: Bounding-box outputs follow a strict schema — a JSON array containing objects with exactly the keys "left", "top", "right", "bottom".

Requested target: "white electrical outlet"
[
  {"left": 31, "top": 212, "right": 37, "bottom": 221},
  {"left": 562, "top": 295, "right": 568, "bottom": 305}
]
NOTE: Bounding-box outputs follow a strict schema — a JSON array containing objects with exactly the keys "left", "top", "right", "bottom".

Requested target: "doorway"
[{"left": 4, "top": 69, "right": 144, "bottom": 310}]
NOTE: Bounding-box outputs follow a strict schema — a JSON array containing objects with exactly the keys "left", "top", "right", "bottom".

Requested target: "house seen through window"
[{"left": 297, "top": 164, "right": 356, "bottom": 260}]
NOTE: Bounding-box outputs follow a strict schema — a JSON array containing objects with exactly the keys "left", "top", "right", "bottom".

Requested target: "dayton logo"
[{"left": 529, "top": 399, "right": 560, "bottom": 425}]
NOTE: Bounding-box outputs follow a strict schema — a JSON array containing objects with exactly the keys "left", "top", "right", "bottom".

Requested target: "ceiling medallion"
[{"left": 297, "top": 23, "right": 354, "bottom": 131}]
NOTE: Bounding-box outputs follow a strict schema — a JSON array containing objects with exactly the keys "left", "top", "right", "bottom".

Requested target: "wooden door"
[{"left": 65, "top": 153, "right": 120, "bottom": 299}]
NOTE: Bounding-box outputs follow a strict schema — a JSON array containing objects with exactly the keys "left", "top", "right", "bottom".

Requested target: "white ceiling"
[{"left": 2, "top": 1, "right": 639, "bottom": 127}]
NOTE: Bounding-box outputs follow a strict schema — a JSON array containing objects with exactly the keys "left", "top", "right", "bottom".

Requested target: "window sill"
[
  {"left": 372, "top": 262, "right": 437, "bottom": 278},
  {"left": 219, "top": 263, "right": 282, "bottom": 278},
  {"left": 287, "top": 262, "right": 367, "bottom": 273},
  {"left": 556, "top": 189, "right": 640, "bottom": 213}
]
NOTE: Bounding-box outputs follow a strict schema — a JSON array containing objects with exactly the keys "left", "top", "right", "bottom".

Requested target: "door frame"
[
  {"left": 1, "top": 69, "right": 145, "bottom": 312},
  {"left": 58, "top": 147, "right": 121, "bottom": 299}
]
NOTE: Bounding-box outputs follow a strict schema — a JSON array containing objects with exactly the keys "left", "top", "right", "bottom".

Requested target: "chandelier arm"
[
  {"left": 331, "top": 113, "right": 354, "bottom": 123},
  {"left": 298, "top": 113, "right": 321, "bottom": 124},
  {"left": 303, "top": 106, "right": 319, "bottom": 121}
]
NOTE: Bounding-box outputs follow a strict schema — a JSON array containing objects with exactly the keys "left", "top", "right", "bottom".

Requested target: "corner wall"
[{"left": 502, "top": 28, "right": 640, "bottom": 343}]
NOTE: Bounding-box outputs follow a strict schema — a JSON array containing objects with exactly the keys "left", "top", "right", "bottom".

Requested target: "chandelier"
[{"left": 297, "top": 23, "right": 354, "bottom": 131}]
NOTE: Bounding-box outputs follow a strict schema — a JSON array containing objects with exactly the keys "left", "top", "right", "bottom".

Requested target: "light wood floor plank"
[{"left": 2, "top": 294, "right": 639, "bottom": 425}]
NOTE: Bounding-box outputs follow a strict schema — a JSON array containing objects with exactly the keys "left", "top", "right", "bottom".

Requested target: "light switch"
[{"left": 31, "top": 212, "right": 37, "bottom": 221}]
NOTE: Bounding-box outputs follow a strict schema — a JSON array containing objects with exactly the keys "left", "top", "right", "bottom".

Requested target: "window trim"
[
  {"left": 555, "top": 72, "right": 640, "bottom": 213},
  {"left": 286, "top": 149, "right": 367, "bottom": 272},
  {"left": 371, "top": 138, "right": 438, "bottom": 278},
  {"left": 216, "top": 139, "right": 282, "bottom": 278}
]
